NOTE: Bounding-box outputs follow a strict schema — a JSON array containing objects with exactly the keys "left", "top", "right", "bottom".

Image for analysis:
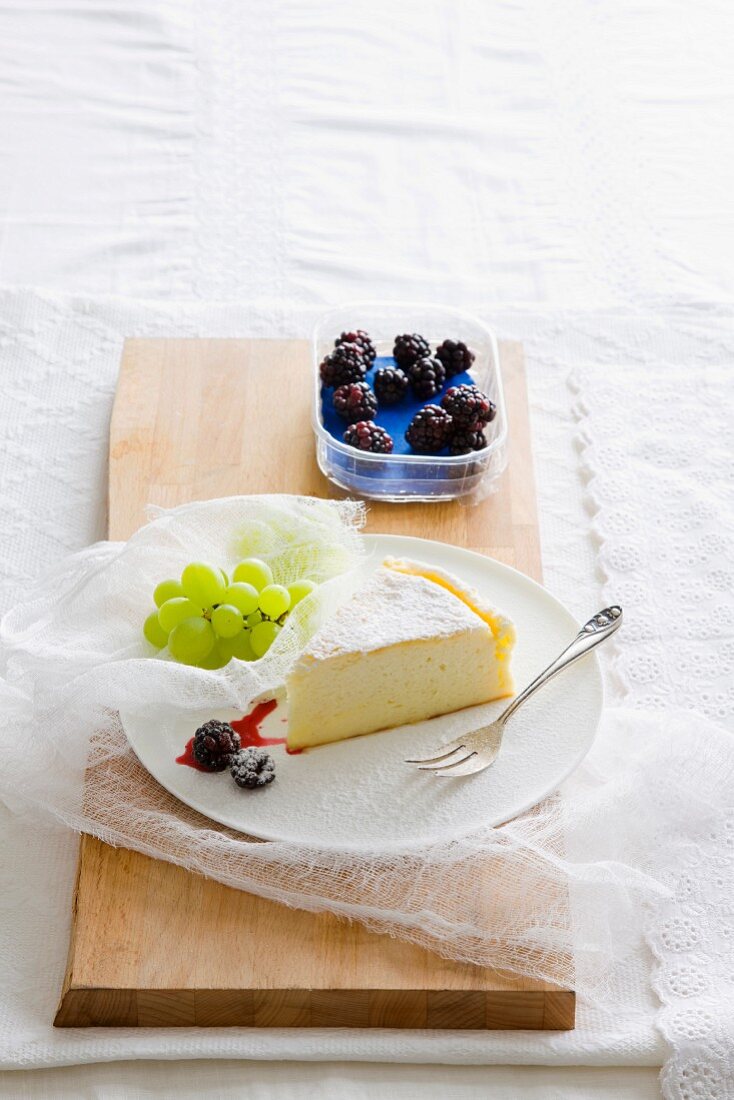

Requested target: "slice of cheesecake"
[{"left": 285, "top": 557, "right": 515, "bottom": 751}]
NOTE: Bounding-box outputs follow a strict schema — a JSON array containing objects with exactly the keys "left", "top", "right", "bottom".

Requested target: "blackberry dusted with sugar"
[{"left": 230, "top": 747, "right": 276, "bottom": 789}]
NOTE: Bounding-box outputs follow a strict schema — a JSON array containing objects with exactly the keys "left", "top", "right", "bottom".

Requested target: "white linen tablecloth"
[
  {"left": 0, "top": 0, "right": 731, "bottom": 311},
  {"left": 0, "top": 0, "right": 732, "bottom": 1096}
]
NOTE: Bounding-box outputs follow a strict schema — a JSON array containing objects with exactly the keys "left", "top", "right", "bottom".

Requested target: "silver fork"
[{"left": 406, "top": 606, "right": 622, "bottom": 778}]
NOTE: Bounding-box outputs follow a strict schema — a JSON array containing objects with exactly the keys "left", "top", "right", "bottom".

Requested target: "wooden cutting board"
[{"left": 55, "top": 338, "right": 574, "bottom": 1030}]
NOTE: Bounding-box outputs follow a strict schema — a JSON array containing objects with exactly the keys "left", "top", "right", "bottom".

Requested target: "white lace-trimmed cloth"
[
  {"left": 573, "top": 358, "right": 734, "bottom": 1100},
  {"left": 573, "top": 362, "right": 734, "bottom": 726}
]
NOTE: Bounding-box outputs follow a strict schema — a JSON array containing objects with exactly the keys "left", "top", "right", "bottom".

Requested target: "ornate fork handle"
[{"left": 498, "top": 606, "right": 623, "bottom": 727}]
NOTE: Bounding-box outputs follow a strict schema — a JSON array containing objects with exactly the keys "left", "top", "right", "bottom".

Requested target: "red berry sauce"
[
  {"left": 232, "top": 699, "right": 301, "bottom": 754},
  {"left": 176, "top": 698, "right": 300, "bottom": 769},
  {"left": 175, "top": 738, "right": 212, "bottom": 772}
]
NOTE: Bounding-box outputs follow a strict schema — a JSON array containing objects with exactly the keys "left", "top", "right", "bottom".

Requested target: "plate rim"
[{"left": 123, "top": 534, "right": 604, "bottom": 850}]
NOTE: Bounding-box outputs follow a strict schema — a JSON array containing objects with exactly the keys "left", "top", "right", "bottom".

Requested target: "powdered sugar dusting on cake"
[
  {"left": 384, "top": 556, "right": 516, "bottom": 652},
  {"left": 297, "top": 566, "right": 489, "bottom": 664}
]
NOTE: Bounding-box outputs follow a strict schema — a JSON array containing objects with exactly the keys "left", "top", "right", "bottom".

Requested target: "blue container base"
[{"left": 320, "top": 356, "right": 478, "bottom": 458}]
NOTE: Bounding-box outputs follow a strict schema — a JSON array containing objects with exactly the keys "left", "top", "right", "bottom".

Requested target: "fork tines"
[{"left": 405, "top": 742, "right": 473, "bottom": 770}]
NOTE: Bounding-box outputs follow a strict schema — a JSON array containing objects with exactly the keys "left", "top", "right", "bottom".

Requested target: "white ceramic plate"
[{"left": 123, "top": 534, "right": 603, "bottom": 851}]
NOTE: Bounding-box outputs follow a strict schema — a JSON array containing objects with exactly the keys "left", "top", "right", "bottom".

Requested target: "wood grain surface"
[{"left": 55, "top": 337, "right": 574, "bottom": 1030}]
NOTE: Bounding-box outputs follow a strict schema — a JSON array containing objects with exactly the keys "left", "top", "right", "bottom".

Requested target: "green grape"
[
  {"left": 180, "top": 561, "right": 226, "bottom": 608},
  {"left": 211, "top": 604, "right": 244, "bottom": 639},
  {"left": 168, "top": 617, "right": 215, "bottom": 664},
  {"left": 250, "top": 620, "right": 280, "bottom": 658},
  {"left": 287, "top": 579, "right": 317, "bottom": 607},
  {"left": 227, "top": 629, "right": 256, "bottom": 662},
  {"left": 143, "top": 611, "right": 169, "bottom": 649},
  {"left": 153, "top": 579, "right": 185, "bottom": 608},
  {"left": 258, "top": 584, "right": 291, "bottom": 619},
  {"left": 246, "top": 609, "right": 263, "bottom": 629},
  {"left": 196, "top": 642, "right": 229, "bottom": 670},
  {"left": 158, "top": 597, "right": 201, "bottom": 633},
  {"left": 220, "top": 568, "right": 229, "bottom": 586},
  {"left": 223, "top": 582, "right": 259, "bottom": 615},
  {"left": 218, "top": 629, "right": 256, "bottom": 663},
  {"left": 232, "top": 557, "right": 273, "bottom": 591}
]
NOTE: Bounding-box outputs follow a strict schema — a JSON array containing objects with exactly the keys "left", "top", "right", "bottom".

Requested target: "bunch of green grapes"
[{"left": 143, "top": 558, "right": 317, "bottom": 667}]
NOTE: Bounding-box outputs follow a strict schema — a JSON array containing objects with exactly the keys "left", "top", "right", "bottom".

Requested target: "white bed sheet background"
[
  {"left": 0, "top": 0, "right": 731, "bottom": 311},
  {"left": 0, "top": 0, "right": 732, "bottom": 1096}
]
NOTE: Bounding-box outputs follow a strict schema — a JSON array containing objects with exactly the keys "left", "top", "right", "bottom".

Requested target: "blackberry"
[
  {"left": 320, "top": 356, "right": 364, "bottom": 389},
  {"left": 441, "top": 384, "right": 495, "bottom": 428},
  {"left": 393, "top": 333, "right": 431, "bottom": 369},
  {"left": 435, "top": 339, "right": 475, "bottom": 378},
  {"left": 374, "top": 366, "right": 408, "bottom": 405},
  {"left": 335, "top": 329, "right": 376, "bottom": 366},
  {"left": 319, "top": 342, "right": 366, "bottom": 388},
  {"left": 343, "top": 420, "right": 394, "bottom": 453},
  {"left": 192, "top": 720, "right": 241, "bottom": 772},
  {"left": 405, "top": 405, "right": 453, "bottom": 453},
  {"left": 230, "top": 747, "right": 276, "bottom": 789},
  {"left": 333, "top": 380, "right": 378, "bottom": 423},
  {"left": 448, "top": 427, "right": 488, "bottom": 455},
  {"left": 406, "top": 356, "right": 446, "bottom": 400}
]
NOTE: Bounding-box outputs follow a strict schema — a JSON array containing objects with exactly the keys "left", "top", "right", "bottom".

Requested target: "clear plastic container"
[{"left": 313, "top": 302, "right": 508, "bottom": 502}]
